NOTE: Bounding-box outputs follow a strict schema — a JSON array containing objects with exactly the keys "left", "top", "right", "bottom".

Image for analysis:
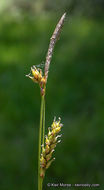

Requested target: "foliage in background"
[{"left": 0, "top": 0, "right": 104, "bottom": 18}]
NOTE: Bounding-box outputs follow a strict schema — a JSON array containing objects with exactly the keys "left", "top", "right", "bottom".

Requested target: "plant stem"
[
  {"left": 42, "top": 96, "right": 45, "bottom": 146},
  {"left": 38, "top": 95, "right": 44, "bottom": 190}
]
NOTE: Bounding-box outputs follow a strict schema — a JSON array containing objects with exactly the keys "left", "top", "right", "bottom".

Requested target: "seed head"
[{"left": 40, "top": 117, "right": 63, "bottom": 178}]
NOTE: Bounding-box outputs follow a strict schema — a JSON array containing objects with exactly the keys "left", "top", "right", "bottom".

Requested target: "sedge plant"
[{"left": 26, "top": 13, "right": 66, "bottom": 190}]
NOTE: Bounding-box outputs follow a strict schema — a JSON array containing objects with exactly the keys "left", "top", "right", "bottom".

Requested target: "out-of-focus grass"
[{"left": 0, "top": 14, "right": 104, "bottom": 190}]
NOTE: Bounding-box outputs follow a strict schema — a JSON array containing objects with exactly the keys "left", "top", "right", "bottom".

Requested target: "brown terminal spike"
[{"left": 45, "top": 13, "right": 66, "bottom": 82}]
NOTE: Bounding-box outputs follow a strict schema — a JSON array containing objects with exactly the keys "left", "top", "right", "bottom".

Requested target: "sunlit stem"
[{"left": 38, "top": 95, "right": 44, "bottom": 190}]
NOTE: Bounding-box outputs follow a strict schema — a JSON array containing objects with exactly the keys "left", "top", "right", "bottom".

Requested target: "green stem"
[
  {"left": 38, "top": 95, "right": 44, "bottom": 190},
  {"left": 42, "top": 96, "right": 45, "bottom": 146}
]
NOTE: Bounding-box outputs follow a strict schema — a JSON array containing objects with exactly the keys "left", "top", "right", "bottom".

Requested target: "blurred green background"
[{"left": 0, "top": 1, "right": 104, "bottom": 190}]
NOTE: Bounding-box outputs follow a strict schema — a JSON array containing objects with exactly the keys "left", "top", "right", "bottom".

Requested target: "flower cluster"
[
  {"left": 26, "top": 66, "right": 46, "bottom": 96},
  {"left": 40, "top": 117, "right": 63, "bottom": 178}
]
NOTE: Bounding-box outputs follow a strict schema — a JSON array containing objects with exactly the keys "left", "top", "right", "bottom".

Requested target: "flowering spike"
[
  {"left": 45, "top": 13, "right": 66, "bottom": 81},
  {"left": 40, "top": 117, "right": 63, "bottom": 178},
  {"left": 26, "top": 65, "right": 46, "bottom": 96}
]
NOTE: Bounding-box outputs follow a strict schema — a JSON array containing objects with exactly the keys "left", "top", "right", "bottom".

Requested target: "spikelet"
[
  {"left": 26, "top": 66, "right": 46, "bottom": 96},
  {"left": 45, "top": 13, "right": 66, "bottom": 81},
  {"left": 40, "top": 117, "right": 63, "bottom": 178}
]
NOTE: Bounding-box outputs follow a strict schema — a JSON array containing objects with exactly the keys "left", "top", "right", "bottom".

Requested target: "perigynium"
[{"left": 26, "top": 13, "right": 66, "bottom": 190}]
